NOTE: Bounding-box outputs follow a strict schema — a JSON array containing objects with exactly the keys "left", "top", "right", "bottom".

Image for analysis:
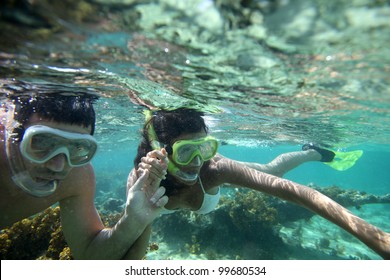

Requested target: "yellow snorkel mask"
[
  {"left": 144, "top": 110, "right": 218, "bottom": 181},
  {"left": 168, "top": 136, "right": 218, "bottom": 165}
]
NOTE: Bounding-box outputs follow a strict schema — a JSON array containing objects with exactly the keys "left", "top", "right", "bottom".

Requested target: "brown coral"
[
  {"left": 0, "top": 207, "right": 132, "bottom": 260},
  {"left": 0, "top": 207, "right": 69, "bottom": 260},
  {"left": 225, "top": 190, "right": 278, "bottom": 230}
]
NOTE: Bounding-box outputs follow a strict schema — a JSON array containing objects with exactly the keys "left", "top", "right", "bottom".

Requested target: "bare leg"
[{"left": 238, "top": 150, "right": 321, "bottom": 177}]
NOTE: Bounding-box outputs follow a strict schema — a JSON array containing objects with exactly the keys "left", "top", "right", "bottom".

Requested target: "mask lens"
[
  {"left": 172, "top": 137, "right": 218, "bottom": 165},
  {"left": 199, "top": 140, "right": 217, "bottom": 160},
  {"left": 28, "top": 133, "right": 63, "bottom": 161},
  {"left": 67, "top": 140, "right": 97, "bottom": 165},
  {"left": 21, "top": 125, "right": 97, "bottom": 166},
  {"left": 175, "top": 144, "right": 198, "bottom": 164}
]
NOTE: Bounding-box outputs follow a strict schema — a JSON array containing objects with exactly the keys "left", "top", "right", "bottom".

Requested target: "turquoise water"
[
  {"left": 1, "top": 0, "right": 390, "bottom": 259},
  {"left": 93, "top": 141, "right": 390, "bottom": 196}
]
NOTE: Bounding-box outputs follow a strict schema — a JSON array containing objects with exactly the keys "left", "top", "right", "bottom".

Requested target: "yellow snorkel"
[
  {"left": 144, "top": 110, "right": 183, "bottom": 178},
  {"left": 144, "top": 110, "right": 163, "bottom": 150}
]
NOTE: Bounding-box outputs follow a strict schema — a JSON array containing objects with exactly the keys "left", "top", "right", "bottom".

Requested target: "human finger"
[
  {"left": 149, "top": 186, "right": 166, "bottom": 205},
  {"left": 147, "top": 149, "right": 168, "bottom": 160},
  {"left": 136, "top": 167, "right": 165, "bottom": 199},
  {"left": 130, "top": 169, "right": 149, "bottom": 192},
  {"left": 140, "top": 159, "right": 167, "bottom": 179},
  {"left": 147, "top": 150, "right": 168, "bottom": 169},
  {"left": 155, "top": 195, "right": 169, "bottom": 208},
  {"left": 138, "top": 161, "right": 166, "bottom": 177},
  {"left": 136, "top": 164, "right": 150, "bottom": 178},
  {"left": 141, "top": 156, "right": 167, "bottom": 171},
  {"left": 159, "top": 148, "right": 169, "bottom": 166},
  {"left": 138, "top": 162, "right": 152, "bottom": 170},
  {"left": 138, "top": 164, "right": 166, "bottom": 184}
]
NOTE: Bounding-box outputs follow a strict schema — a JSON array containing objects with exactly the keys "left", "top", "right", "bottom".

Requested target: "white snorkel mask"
[
  {"left": 4, "top": 105, "right": 98, "bottom": 197},
  {"left": 4, "top": 106, "right": 58, "bottom": 197}
]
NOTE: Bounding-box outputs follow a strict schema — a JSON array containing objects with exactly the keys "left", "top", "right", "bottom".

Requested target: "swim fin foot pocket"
[{"left": 302, "top": 143, "right": 336, "bottom": 162}]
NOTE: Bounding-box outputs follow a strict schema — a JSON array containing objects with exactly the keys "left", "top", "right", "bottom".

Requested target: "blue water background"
[
  {"left": 92, "top": 138, "right": 390, "bottom": 196},
  {"left": 220, "top": 144, "right": 390, "bottom": 195}
]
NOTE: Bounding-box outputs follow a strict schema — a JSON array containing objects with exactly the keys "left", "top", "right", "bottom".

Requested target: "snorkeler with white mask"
[
  {"left": 5, "top": 118, "right": 98, "bottom": 197},
  {"left": 127, "top": 108, "right": 390, "bottom": 259},
  {"left": 0, "top": 79, "right": 168, "bottom": 259}
]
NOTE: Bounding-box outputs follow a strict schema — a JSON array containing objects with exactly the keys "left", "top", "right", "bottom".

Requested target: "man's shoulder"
[{"left": 60, "top": 164, "right": 96, "bottom": 197}]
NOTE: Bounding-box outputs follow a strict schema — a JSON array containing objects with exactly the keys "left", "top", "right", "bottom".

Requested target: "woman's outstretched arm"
[{"left": 210, "top": 156, "right": 390, "bottom": 259}]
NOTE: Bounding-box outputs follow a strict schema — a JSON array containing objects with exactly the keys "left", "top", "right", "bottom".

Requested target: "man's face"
[{"left": 20, "top": 115, "right": 93, "bottom": 183}]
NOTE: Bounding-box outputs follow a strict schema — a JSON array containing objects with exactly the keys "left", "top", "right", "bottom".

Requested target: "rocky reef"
[
  {"left": 0, "top": 207, "right": 70, "bottom": 260},
  {"left": 269, "top": 184, "right": 390, "bottom": 223},
  {"left": 0, "top": 206, "right": 122, "bottom": 260},
  {"left": 150, "top": 185, "right": 390, "bottom": 259},
  {"left": 151, "top": 188, "right": 287, "bottom": 259}
]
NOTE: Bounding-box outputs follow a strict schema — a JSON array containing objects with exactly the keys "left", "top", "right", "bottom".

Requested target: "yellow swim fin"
[{"left": 325, "top": 150, "right": 363, "bottom": 171}]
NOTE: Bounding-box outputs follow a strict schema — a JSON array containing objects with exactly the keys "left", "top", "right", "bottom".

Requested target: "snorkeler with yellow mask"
[{"left": 126, "top": 108, "right": 390, "bottom": 259}]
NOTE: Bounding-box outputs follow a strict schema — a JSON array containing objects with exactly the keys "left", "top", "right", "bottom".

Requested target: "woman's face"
[{"left": 168, "top": 130, "right": 207, "bottom": 185}]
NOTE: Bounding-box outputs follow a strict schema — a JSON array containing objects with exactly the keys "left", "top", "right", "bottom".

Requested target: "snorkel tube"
[
  {"left": 144, "top": 110, "right": 198, "bottom": 183},
  {"left": 4, "top": 106, "right": 58, "bottom": 197}
]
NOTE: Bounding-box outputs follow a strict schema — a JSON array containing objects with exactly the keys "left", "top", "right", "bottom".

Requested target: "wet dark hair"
[
  {"left": 134, "top": 108, "right": 208, "bottom": 166},
  {"left": 134, "top": 108, "right": 209, "bottom": 196},
  {"left": 1, "top": 79, "right": 99, "bottom": 141}
]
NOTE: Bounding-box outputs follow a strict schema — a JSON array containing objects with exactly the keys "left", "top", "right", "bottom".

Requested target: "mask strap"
[{"left": 144, "top": 110, "right": 179, "bottom": 176}]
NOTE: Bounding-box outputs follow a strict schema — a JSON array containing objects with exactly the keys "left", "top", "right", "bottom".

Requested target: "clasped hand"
[{"left": 125, "top": 148, "right": 169, "bottom": 225}]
